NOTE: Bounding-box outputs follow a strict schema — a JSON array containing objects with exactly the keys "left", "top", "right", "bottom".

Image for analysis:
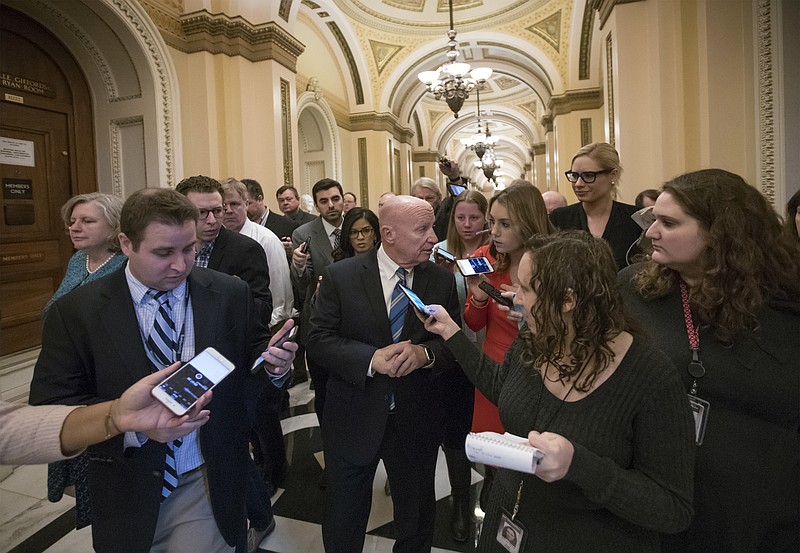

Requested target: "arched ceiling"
[{"left": 296, "top": 0, "right": 586, "bottom": 186}]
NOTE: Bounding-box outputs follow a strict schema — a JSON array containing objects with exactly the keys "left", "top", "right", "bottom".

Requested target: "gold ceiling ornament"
[
  {"left": 369, "top": 39, "right": 405, "bottom": 74},
  {"left": 527, "top": 10, "right": 562, "bottom": 52},
  {"left": 417, "top": 0, "right": 493, "bottom": 117},
  {"left": 427, "top": 108, "right": 452, "bottom": 128},
  {"left": 494, "top": 76, "right": 520, "bottom": 90},
  {"left": 519, "top": 100, "right": 539, "bottom": 118},
  {"left": 383, "top": 0, "right": 425, "bottom": 11}
]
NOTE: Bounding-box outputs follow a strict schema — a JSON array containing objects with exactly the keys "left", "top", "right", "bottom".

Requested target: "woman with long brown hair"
[
  {"left": 464, "top": 182, "right": 554, "bottom": 435},
  {"left": 423, "top": 231, "right": 695, "bottom": 552},
  {"left": 462, "top": 181, "right": 554, "bottom": 510},
  {"left": 620, "top": 169, "right": 800, "bottom": 553}
]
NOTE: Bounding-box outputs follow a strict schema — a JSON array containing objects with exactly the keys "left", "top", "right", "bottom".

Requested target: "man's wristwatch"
[{"left": 421, "top": 345, "right": 435, "bottom": 368}]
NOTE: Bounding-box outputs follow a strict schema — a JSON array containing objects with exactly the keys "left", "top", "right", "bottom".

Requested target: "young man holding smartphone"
[{"left": 30, "top": 188, "right": 296, "bottom": 553}]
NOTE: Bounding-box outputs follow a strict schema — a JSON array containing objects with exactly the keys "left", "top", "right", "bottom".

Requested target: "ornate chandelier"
[
  {"left": 474, "top": 148, "right": 504, "bottom": 183},
  {"left": 460, "top": 88, "right": 498, "bottom": 159},
  {"left": 417, "top": 0, "right": 492, "bottom": 118}
]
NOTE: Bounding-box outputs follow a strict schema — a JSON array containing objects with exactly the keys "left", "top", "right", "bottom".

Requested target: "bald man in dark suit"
[{"left": 308, "top": 196, "right": 461, "bottom": 553}]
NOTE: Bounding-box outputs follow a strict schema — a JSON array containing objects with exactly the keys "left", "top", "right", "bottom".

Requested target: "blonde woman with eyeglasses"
[{"left": 550, "top": 142, "right": 642, "bottom": 269}]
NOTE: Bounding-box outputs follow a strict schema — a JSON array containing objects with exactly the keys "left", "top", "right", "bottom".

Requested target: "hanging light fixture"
[
  {"left": 417, "top": 0, "right": 493, "bottom": 118},
  {"left": 460, "top": 88, "right": 498, "bottom": 159},
  {"left": 474, "top": 149, "right": 504, "bottom": 183}
]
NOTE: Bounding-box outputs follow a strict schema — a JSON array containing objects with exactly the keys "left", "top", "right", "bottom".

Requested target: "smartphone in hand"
[
  {"left": 151, "top": 348, "right": 234, "bottom": 416},
  {"left": 400, "top": 285, "right": 436, "bottom": 316},
  {"left": 434, "top": 248, "right": 456, "bottom": 263},
  {"left": 478, "top": 281, "right": 514, "bottom": 308},
  {"left": 251, "top": 324, "right": 298, "bottom": 374},
  {"left": 456, "top": 257, "right": 494, "bottom": 276}
]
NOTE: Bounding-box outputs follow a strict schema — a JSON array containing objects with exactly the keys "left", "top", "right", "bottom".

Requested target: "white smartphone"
[
  {"left": 400, "top": 285, "right": 436, "bottom": 316},
  {"left": 151, "top": 347, "right": 235, "bottom": 416},
  {"left": 456, "top": 257, "right": 495, "bottom": 277}
]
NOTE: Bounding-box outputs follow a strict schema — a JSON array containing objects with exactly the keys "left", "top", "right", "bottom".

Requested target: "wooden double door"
[{"left": 0, "top": 6, "right": 96, "bottom": 356}]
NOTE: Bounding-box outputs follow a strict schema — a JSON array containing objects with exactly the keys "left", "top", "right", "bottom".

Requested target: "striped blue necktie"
[
  {"left": 389, "top": 268, "right": 408, "bottom": 343},
  {"left": 387, "top": 269, "right": 408, "bottom": 412},
  {"left": 147, "top": 290, "right": 182, "bottom": 502}
]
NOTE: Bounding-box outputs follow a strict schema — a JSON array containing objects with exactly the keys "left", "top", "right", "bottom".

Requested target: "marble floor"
[{"left": 1, "top": 381, "right": 486, "bottom": 553}]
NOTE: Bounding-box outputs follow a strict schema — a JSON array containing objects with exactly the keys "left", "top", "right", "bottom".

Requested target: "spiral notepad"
[{"left": 465, "top": 432, "right": 544, "bottom": 475}]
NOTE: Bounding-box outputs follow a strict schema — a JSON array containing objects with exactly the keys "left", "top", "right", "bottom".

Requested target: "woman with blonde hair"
[
  {"left": 45, "top": 192, "right": 127, "bottom": 529},
  {"left": 551, "top": 142, "right": 642, "bottom": 269},
  {"left": 431, "top": 189, "right": 489, "bottom": 541},
  {"left": 46, "top": 192, "right": 126, "bottom": 314},
  {"left": 620, "top": 169, "right": 800, "bottom": 553}
]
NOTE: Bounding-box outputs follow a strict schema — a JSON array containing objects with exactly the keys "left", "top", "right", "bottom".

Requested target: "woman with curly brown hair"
[
  {"left": 422, "top": 231, "right": 696, "bottom": 552},
  {"left": 619, "top": 169, "right": 800, "bottom": 553}
]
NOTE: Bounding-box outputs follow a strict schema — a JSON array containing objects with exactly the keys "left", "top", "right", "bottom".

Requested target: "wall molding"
[
  {"left": 110, "top": 116, "right": 145, "bottom": 196},
  {"left": 547, "top": 87, "right": 603, "bottom": 116},
  {"left": 140, "top": 4, "right": 305, "bottom": 72},
  {"left": 349, "top": 112, "right": 415, "bottom": 144},
  {"left": 411, "top": 151, "right": 440, "bottom": 163},
  {"left": 757, "top": 0, "right": 775, "bottom": 201}
]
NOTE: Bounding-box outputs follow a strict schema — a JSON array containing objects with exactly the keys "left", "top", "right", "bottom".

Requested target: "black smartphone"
[
  {"left": 478, "top": 281, "right": 514, "bottom": 308},
  {"left": 434, "top": 247, "right": 456, "bottom": 262},
  {"left": 447, "top": 182, "right": 466, "bottom": 197},
  {"left": 299, "top": 238, "right": 311, "bottom": 253},
  {"left": 251, "top": 324, "right": 298, "bottom": 374}
]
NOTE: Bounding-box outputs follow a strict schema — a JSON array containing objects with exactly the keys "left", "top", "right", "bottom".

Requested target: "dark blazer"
[
  {"left": 291, "top": 217, "right": 335, "bottom": 341},
  {"left": 262, "top": 209, "right": 298, "bottom": 241},
  {"left": 307, "top": 250, "right": 461, "bottom": 464},
  {"left": 29, "top": 267, "right": 270, "bottom": 553},
  {"left": 286, "top": 209, "right": 316, "bottom": 227},
  {"left": 208, "top": 227, "right": 272, "bottom": 322},
  {"left": 550, "top": 201, "right": 642, "bottom": 269}
]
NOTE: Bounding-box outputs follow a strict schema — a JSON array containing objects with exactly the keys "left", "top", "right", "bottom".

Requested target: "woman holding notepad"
[{"left": 422, "top": 230, "right": 695, "bottom": 553}]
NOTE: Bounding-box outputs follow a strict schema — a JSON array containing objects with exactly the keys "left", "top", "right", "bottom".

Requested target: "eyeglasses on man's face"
[
  {"left": 349, "top": 226, "right": 374, "bottom": 238},
  {"left": 198, "top": 207, "right": 224, "bottom": 219},
  {"left": 564, "top": 169, "right": 612, "bottom": 183}
]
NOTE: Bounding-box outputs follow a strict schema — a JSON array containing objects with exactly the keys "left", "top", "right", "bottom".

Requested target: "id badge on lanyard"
[
  {"left": 680, "top": 280, "right": 710, "bottom": 445},
  {"left": 497, "top": 481, "right": 528, "bottom": 552}
]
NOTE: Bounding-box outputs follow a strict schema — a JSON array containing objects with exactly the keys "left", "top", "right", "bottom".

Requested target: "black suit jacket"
[
  {"left": 262, "top": 209, "right": 298, "bottom": 241},
  {"left": 29, "top": 267, "right": 269, "bottom": 553},
  {"left": 208, "top": 227, "right": 272, "bottom": 322},
  {"left": 307, "top": 250, "right": 461, "bottom": 465},
  {"left": 549, "top": 201, "right": 642, "bottom": 269},
  {"left": 291, "top": 217, "right": 336, "bottom": 342}
]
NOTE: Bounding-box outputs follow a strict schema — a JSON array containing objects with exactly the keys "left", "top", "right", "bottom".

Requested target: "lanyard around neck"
[{"left": 679, "top": 279, "right": 705, "bottom": 394}]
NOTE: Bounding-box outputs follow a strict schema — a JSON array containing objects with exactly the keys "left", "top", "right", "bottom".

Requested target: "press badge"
[
  {"left": 497, "top": 509, "right": 527, "bottom": 553},
  {"left": 688, "top": 394, "right": 710, "bottom": 445}
]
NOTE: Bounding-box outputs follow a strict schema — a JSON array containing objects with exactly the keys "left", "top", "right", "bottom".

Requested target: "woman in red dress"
[{"left": 463, "top": 181, "right": 554, "bottom": 505}]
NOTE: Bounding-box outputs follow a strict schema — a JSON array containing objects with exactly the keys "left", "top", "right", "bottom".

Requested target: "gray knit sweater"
[{"left": 445, "top": 330, "right": 695, "bottom": 552}]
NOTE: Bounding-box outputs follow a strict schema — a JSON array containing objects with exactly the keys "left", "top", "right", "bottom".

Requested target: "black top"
[
  {"left": 286, "top": 209, "right": 316, "bottom": 226},
  {"left": 550, "top": 201, "right": 642, "bottom": 269},
  {"left": 263, "top": 209, "right": 298, "bottom": 241},
  {"left": 619, "top": 266, "right": 800, "bottom": 553},
  {"left": 446, "top": 330, "right": 696, "bottom": 553}
]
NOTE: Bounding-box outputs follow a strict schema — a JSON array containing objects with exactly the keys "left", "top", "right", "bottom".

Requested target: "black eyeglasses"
[
  {"left": 564, "top": 169, "right": 612, "bottom": 183},
  {"left": 198, "top": 207, "right": 224, "bottom": 219},
  {"left": 349, "top": 227, "right": 374, "bottom": 238}
]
